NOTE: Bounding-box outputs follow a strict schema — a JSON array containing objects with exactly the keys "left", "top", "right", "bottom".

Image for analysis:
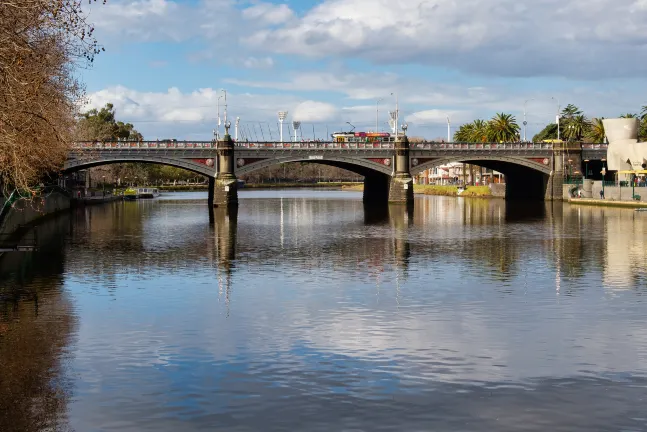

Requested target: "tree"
[
  {"left": 564, "top": 114, "right": 590, "bottom": 142},
  {"left": 75, "top": 104, "right": 143, "bottom": 141},
  {"left": 1, "top": 0, "right": 103, "bottom": 199},
  {"left": 454, "top": 123, "right": 475, "bottom": 142},
  {"left": 532, "top": 124, "right": 558, "bottom": 142},
  {"left": 561, "top": 104, "right": 583, "bottom": 118},
  {"left": 454, "top": 120, "right": 488, "bottom": 142},
  {"left": 587, "top": 118, "right": 606, "bottom": 143},
  {"left": 487, "top": 113, "right": 520, "bottom": 143},
  {"left": 641, "top": 105, "right": 647, "bottom": 121},
  {"left": 620, "top": 113, "right": 638, "bottom": 118}
]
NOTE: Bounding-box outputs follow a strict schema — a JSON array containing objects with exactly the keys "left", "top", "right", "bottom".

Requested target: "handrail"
[{"left": 65, "top": 141, "right": 610, "bottom": 151}]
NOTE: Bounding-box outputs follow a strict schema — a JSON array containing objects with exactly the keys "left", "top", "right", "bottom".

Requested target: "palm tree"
[
  {"left": 587, "top": 118, "right": 606, "bottom": 143},
  {"left": 561, "top": 104, "right": 582, "bottom": 118},
  {"left": 487, "top": 113, "right": 520, "bottom": 143},
  {"left": 620, "top": 113, "right": 638, "bottom": 118},
  {"left": 564, "top": 114, "right": 590, "bottom": 142},
  {"left": 640, "top": 105, "right": 647, "bottom": 121},
  {"left": 468, "top": 119, "right": 488, "bottom": 142},
  {"left": 454, "top": 123, "right": 475, "bottom": 142}
]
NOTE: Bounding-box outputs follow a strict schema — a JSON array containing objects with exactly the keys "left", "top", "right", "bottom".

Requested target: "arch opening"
[{"left": 412, "top": 157, "right": 550, "bottom": 201}]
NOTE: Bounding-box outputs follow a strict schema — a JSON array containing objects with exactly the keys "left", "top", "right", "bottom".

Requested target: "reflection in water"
[
  {"left": 0, "top": 217, "right": 75, "bottom": 432},
  {"left": 1, "top": 191, "right": 647, "bottom": 431}
]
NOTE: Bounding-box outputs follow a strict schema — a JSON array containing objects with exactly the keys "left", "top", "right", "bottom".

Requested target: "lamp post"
[
  {"left": 390, "top": 92, "right": 398, "bottom": 140},
  {"left": 216, "top": 94, "right": 224, "bottom": 140},
  {"left": 601, "top": 165, "right": 607, "bottom": 199},
  {"left": 523, "top": 98, "right": 534, "bottom": 142},
  {"left": 235, "top": 117, "right": 240, "bottom": 141},
  {"left": 292, "top": 121, "right": 301, "bottom": 142},
  {"left": 551, "top": 96, "right": 560, "bottom": 141},
  {"left": 221, "top": 89, "right": 228, "bottom": 134},
  {"left": 584, "top": 159, "right": 589, "bottom": 179},
  {"left": 102, "top": 175, "right": 106, "bottom": 196},
  {"left": 376, "top": 98, "right": 383, "bottom": 132},
  {"left": 446, "top": 116, "right": 451, "bottom": 142},
  {"left": 278, "top": 111, "right": 288, "bottom": 143}
]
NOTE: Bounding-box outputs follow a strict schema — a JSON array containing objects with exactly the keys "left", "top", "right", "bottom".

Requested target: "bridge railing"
[{"left": 71, "top": 141, "right": 563, "bottom": 151}]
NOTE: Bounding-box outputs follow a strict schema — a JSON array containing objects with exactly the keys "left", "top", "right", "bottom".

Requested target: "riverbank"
[
  {"left": 342, "top": 184, "right": 496, "bottom": 197},
  {"left": 568, "top": 198, "right": 647, "bottom": 209},
  {"left": 158, "top": 182, "right": 363, "bottom": 191}
]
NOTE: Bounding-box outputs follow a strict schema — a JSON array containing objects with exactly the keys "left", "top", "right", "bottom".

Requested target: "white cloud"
[
  {"left": 242, "top": 0, "right": 647, "bottom": 79},
  {"left": 242, "top": 56, "right": 275, "bottom": 69},
  {"left": 241, "top": 3, "right": 294, "bottom": 25},
  {"left": 293, "top": 101, "right": 337, "bottom": 122}
]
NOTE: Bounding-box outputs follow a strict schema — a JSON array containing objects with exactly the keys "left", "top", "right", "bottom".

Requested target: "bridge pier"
[
  {"left": 388, "top": 135, "right": 414, "bottom": 205},
  {"left": 212, "top": 132, "right": 238, "bottom": 208}
]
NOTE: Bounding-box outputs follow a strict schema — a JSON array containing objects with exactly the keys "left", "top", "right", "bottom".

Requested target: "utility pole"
[
  {"left": 376, "top": 98, "right": 383, "bottom": 132},
  {"left": 278, "top": 111, "right": 288, "bottom": 143},
  {"left": 523, "top": 98, "right": 534, "bottom": 142}
]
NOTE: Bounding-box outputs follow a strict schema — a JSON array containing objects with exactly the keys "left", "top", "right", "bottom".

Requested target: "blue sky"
[{"left": 81, "top": 0, "right": 647, "bottom": 140}]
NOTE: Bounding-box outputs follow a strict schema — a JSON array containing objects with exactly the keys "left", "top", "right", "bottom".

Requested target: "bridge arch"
[
  {"left": 235, "top": 155, "right": 393, "bottom": 177},
  {"left": 410, "top": 155, "right": 551, "bottom": 177},
  {"left": 63, "top": 155, "right": 217, "bottom": 177},
  {"left": 410, "top": 155, "right": 552, "bottom": 200}
]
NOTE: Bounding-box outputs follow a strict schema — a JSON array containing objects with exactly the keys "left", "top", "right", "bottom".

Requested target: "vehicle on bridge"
[{"left": 331, "top": 131, "right": 395, "bottom": 143}]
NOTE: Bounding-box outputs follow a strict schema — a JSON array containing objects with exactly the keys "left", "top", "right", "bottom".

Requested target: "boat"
[
  {"left": 123, "top": 187, "right": 160, "bottom": 200},
  {"left": 137, "top": 187, "right": 160, "bottom": 199},
  {"left": 124, "top": 187, "right": 138, "bottom": 200}
]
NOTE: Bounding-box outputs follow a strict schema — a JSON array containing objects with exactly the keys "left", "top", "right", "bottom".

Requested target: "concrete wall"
[
  {"left": 563, "top": 182, "right": 647, "bottom": 202},
  {"left": 488, "top": 183, "right": 506, "bottom": 198},
  {"left": 0, "top": 191, "right": 71, "bottom": 237}
]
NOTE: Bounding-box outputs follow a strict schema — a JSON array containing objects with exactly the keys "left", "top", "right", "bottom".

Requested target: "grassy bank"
[
  {"left": 342, "top": 184, "right": 493, "bottom": 197},
  {"left": 414, "top": 185, "right": 492, "bottom": 197},
  {"left": 243, "top": 182, "right": 362, "bottom": 189},
  {"left": 568, "top": 198, "right": 647, "bottom": 209}
]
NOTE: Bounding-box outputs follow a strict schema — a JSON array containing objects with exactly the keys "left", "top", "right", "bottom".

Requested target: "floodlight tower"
[
  {"left": 292, "top": 121, "right": 301, "bottom": 142},
  {"left": 390, "top": 92, "right": 399, "bottom": 140},
  {"left": 388, "top": 111, "right": 397, "bottom": 134},
  {"left": 278, "top": 111, "right": 288, "bottom": 143},
  {"left": 235, "top": 117, "right": 240, "bottom": 141},
  {"left": 221, "top": 89, "right": 228, "bottom": 134}
]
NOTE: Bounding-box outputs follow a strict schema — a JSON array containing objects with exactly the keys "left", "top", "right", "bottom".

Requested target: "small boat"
[
  {"left": 635, "top": 208, "right": 647, "bottom": 212},
  {"left": 124, "top": 187, "right": 138, "bottom": 200},
  {"left": 137, "top": 187, "right": 160, "bottom": 199}
]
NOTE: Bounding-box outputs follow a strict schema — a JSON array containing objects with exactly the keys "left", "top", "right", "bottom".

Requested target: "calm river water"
[{"left": 1, "top": 190, "right": 647, "bottom": 431}]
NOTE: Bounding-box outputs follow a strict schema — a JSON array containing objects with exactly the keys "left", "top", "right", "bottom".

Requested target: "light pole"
[
  {"left": 278, "top": 111, "right": 288, "bottom": 143},
  {"left": 235, "top": 117, "right": 240, "bottom": 141},
  {"left": 551, "top": 96, "right": 560, "bottom": 141},
  {"left": 102, "top": 175, "right": 106, "bottom": 196},
  {"left": 216, "top": 94, "right": 224, "bottom": 140},
  {"left": 292, "top": 121, "right": 301, "bottom": 142},
  {"left": 390, "top": 93, "right": 398, "bottom": 140},
  {"left": 446, "top": 115, "right": 451, "bottom": 142},
  {"left": 376, "top": 98, "right": 383, "bottom": 132},
  {"left": 601, "top": 162, "right": 607, "bottom": 199},
  {"left": 523, "top": 98, "right": 534, "bottom": 142},
  {"left": 221, "top": 89, "right": 228, "bottom": 135}
]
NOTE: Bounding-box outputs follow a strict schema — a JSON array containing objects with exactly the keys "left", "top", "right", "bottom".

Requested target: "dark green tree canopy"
[{"left": 75, "top": 103, "right": 143, "bottom": 142}]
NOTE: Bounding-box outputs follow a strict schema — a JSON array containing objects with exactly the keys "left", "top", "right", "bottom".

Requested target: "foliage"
[
  {"left": 532, "top": 123, "right": 558, "bottom": 142},
  {"left": 620, "top": 113, "right": 638, "bottom": 118},
  {"left": 587, "top": 118, "right": 606, "bottom": 143},
  {"left": 454, "top": 115, "right": 519, "bottom": 143},
  {"left": 0, "top": 0, "right": 103, "bottom": 198},
  {"left": 75, "top": 103, "right": 143, "bottom": 141}
]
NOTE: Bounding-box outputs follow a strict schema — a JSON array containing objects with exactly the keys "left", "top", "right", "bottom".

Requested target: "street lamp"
[
  {"left": 390, "top": 92, "right": 399, "bottom": 140},
  {"left": 292, "top": 121, "right": 301, "bottom": 142},
  {"left": 601, "top": 162, "right": 607, "bottom": 199},
  {"left": 551, "top": 96, "right": 560, "bottom": 141},
  {"left": 446, "top": 115, "right": 451, "bottom": 142},
  {"left": 376, "top": 98, "right": 383, "bottom": 132},
  {"left": 278, "top": 111, "right": 288, "bottom": 143},
  {"left": 523, "top": 98, "right": 534, "bottom": 142}
]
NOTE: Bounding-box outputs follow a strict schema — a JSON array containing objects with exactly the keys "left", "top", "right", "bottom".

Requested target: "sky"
[{"left": 80, "top": 0, "right": 647, "bottom": 141}]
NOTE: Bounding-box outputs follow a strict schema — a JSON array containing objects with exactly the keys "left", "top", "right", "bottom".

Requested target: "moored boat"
[{"left": 137, "top": 187, "right": 160, "bottom": 199}]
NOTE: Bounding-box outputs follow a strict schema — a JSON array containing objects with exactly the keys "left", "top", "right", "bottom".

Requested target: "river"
[{"left": 1, "top": 190, "right": 646, "bottom": 431}]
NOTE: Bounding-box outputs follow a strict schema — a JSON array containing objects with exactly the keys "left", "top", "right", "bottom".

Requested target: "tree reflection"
[{"left": 0, "top": 216, "right": 75, "bottom": 432}]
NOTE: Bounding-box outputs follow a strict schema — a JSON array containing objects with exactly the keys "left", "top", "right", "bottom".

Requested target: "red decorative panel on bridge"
[
  {"left": 366, "top": 158, "right": 393, "bottom": 167},
  {"left": 528, "top": 157, "right": 551, "bottom": 166},
  {"left": 191, "top": 158, "right": 216, "bottom": 167}
]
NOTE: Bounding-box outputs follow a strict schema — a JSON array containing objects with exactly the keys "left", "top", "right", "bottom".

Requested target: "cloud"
[
  {"left": 242, "top": 0, "right": 647, "bottom": 79},
  {"left": 242, "top": 56, "right": 275, "bottom": 69},
  {"left": 293, "top": 101, "right": 337, "bottom": 122},
  {"left": 241, "top": 3, "right": 294, "bottom": 25}
]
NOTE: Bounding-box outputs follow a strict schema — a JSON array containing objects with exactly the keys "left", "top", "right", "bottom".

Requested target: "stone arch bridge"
[{"left": 66, "top": 138, "right": 608, "bottom": 208}]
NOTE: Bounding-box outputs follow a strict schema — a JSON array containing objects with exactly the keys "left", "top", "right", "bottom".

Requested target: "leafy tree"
[
  {"left": 487, "top": 113, "right": 520, "bottom": 143},
  {"left": 561, "top": 104, "right": 582, "bottom": 118},
  {"left": 532, "top": 124, "right": 558, "bottom": 142},
  {"left": 620, "top": 113, "right": 638, "bottom": 118},
  {"left": 641, "top": 105, "right": 647, "bottom": 121},
  {"left": 75, "top": 103, "right": 143, "bottom": 141},
  {"left": 587, "top": 118, "right": 606, "bottom": 143},
  {"left": 564, "top": 114, "right": 590, "bottom": 142}
]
